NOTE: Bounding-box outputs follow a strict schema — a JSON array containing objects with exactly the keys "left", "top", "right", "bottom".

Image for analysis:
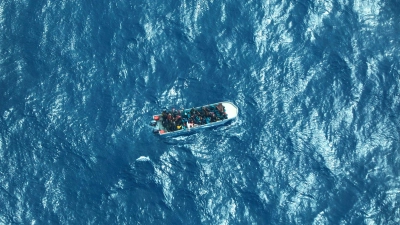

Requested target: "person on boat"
[
  {"left": 162, "top": 110, "right": 168, "bottom": 121},
  {"left": 168, "top": 118, "right": 175, "bottom": 131},
  {"left": 175, "top": 115, "right": 182, "bottom": 127},
  {"left": 167, "top": 113, "right": 172, "bottom": 121},
  {"left": 172, "top": 108, "right": 179, "bottom": 118},
  {"left": 216, "top": 103, "right": 224, "bottom": 114},
  {"left": 197, "top": 116, "right": 203, "bottom": 125},
  {"left": 201, "top": 116, "right": 207, "bottom": 124},
  {"left": 182, "top": 110, "right": 189, "bottom": 122},
  {"left": 223, "top": 112, "right": 228, "bottom": 119},
  {"left": 162, "top": 119, "right": 168, "bottom": 129},
  {"left": 200, "top": 108, "right": 206, "bottom": 118},
  {"left": 211, "top": 113, "right": 217, "bottom": 122}
]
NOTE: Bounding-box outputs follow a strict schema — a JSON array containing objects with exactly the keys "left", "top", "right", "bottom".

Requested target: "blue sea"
[{"left": 1, "top": 0, "right": 399, "bottom": 224}]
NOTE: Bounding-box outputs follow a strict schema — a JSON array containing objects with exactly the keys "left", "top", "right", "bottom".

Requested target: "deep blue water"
[{"left": 1, "top": 0, "right": 400, "bottom": 224}]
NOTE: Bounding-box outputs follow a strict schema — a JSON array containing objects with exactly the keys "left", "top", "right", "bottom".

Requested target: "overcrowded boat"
[{"left": 150, "top": 101, "right": 238, "bottom": 136}]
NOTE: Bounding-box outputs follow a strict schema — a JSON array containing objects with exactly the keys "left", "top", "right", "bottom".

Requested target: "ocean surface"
[{"left": 1, "top": 0, "right": 399, "bottom": 224}]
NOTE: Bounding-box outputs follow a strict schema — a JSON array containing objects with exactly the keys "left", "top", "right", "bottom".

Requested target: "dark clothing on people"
[{"left": 160, "top": 103, "right": 227, "bottom": 132}]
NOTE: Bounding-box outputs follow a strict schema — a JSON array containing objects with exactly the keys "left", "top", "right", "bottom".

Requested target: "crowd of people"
[{"left": 161, "top": 103, "right": 228, "bottom": 132}]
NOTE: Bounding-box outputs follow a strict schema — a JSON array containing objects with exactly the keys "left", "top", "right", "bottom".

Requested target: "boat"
[{"left": 150, "top": 101, "right": 238, "bottom": 136}]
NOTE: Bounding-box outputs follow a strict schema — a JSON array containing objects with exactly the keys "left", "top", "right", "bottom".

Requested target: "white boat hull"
[{"left": 151, "top": 101, "right": 238, "bottom": 136}]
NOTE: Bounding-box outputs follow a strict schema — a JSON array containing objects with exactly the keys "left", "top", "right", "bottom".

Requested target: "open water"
[{"left": 1, "top": 0, "right": 400, "bottom": 224}]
